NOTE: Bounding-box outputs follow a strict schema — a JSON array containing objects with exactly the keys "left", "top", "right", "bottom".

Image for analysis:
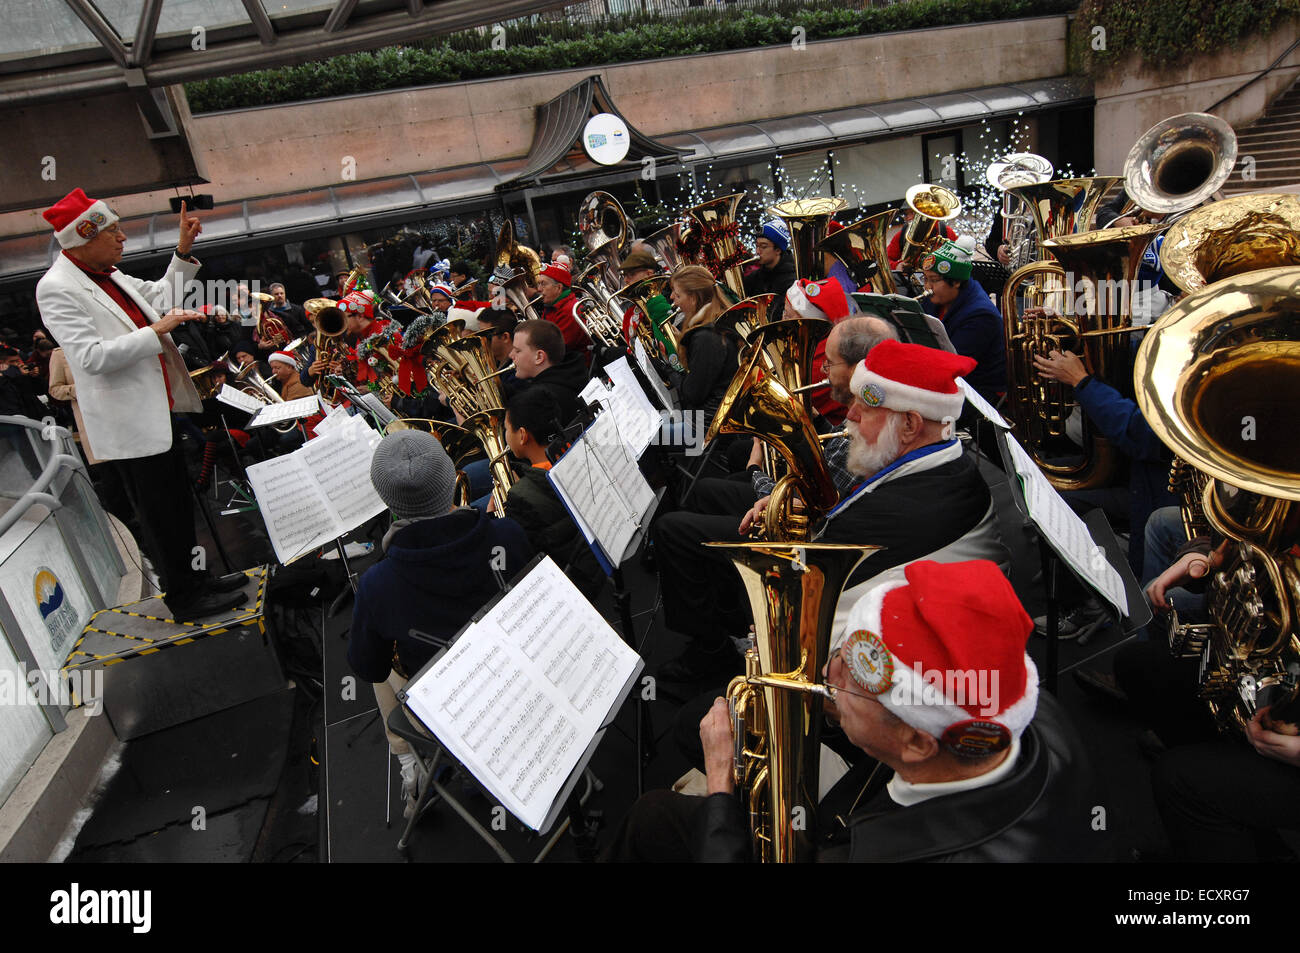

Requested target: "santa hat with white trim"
[
  {"left": 786, "top": 277, "right": 851, "bottom": 322},
  {"left": 849, "top": 338, "right": 974, "bottom": 422},
  {"left": 539, "top": 262, "right": 572, "bottom": 287},
  {"left": 338, "top": 289, "right": 376, "bottom": 320},
  {"left": 42, "top": 188, "right": 119, "bottom": 249},
  {"left": 840, "top": 559, "right": 1038, "bottom": 755},
  {"left": 268, "top": 350, "right": 297, "bottom": 368},
  {"left": 448, "top": 305, "right": 484, "bottom": 332}
]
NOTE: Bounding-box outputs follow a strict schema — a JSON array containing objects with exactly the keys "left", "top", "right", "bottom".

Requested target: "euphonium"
[
  {"left": 254, "top": 292, "right": 291, "bottom": 350},
  {"left": 1134, "top": 265, "right": 1300, "bottom": 734},
  {"left": 704, "top": 541, "right": 876, "bottom": 862},
  {"left": 768, "top": 196, "right": 847, "bottom": 281},
  {"left": 706, "top": 342, "right": 837, "bottom": 540},
  {"left": 896, "top": 183, "right": 961, "bottom": 273},
  {"left": 985, "top": 153, "right": 1054, "bottom": 269},
  {"left": 578, "top": 191, "right": 629, "bottom": 254},
  {"left": 813, "top": 208, "right": 896, "bottom": 294},
  {"left": 640, "top": 221, "right": 685, "bottom": 273},
  {"left": 1000, "top": 221, "right": 1167, "bottom": 491},
  {"left": 228, "top": 357, "right": 299, "bottom": 435}
]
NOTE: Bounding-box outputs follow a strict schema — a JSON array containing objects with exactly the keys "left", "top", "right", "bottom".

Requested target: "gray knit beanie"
[{"left": 369, "top": 430, "right": 457, "bottom": 521}]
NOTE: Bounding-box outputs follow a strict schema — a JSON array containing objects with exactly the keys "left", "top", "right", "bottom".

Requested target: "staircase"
[{"left": 1221, "top": 76, "right": 1300, "bottom": 195}]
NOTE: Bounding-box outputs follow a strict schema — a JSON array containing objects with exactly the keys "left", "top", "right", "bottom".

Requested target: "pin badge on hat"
[
  {"left": 806, "top": 282, "right": 820, "bottom": 297},
  {"left": 941, "top": 719, "right": 1012, "bottom": 757},
  {"left": 843, "top": 630, "right": 893, "bottom": 695},
  {"left": 859, "top": 382, "right": 886, "bottom": 407}
]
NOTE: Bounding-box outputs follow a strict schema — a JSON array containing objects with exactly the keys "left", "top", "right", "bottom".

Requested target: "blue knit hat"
[{"left": 761, "top": 219, "right": 791, "bottom": 252}]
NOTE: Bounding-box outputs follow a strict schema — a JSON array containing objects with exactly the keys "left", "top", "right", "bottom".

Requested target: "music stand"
[{"left": 996, "top": 430, "right": 1148, "bottom": 692}]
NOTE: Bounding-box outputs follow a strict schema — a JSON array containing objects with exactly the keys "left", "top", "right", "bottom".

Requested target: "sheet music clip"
[
  {"left": 491, "top": 566, "right": 512, "bottom": 595},
  {"left": 547, "top": 408, "right": 594, "bottom": 464}
]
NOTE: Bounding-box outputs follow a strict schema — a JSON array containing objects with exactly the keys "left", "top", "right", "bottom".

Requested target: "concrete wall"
[
  {"left": 0, "top": 16, "right": 1069, "bottom": 239},
  {"left": 1092, "top": 23, "right": 1300, "bottom": 173}
]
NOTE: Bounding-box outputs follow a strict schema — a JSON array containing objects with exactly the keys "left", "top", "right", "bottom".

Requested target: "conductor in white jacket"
[{"left": 36, "top": 188, "right": 246, "bottom": 621}]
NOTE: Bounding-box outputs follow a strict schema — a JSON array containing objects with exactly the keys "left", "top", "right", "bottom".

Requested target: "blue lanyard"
[{"left": 825, "top": 439, "right": 958, "bottom": 518}]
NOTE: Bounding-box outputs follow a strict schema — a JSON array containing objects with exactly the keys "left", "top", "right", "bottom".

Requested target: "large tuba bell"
[
  {"left": 1160, "top": 193, "right": 1300, "bottom": 294},
  {"left": 768, "top": 196, "right": 847, "bottom": 282},
  {"left": 1124, "top": 112, "right": 1237, "bottom": 219},
  {"left": 577, "top": 191, "right": 629, "bottom": 253},
  {"left": 1134, "top": 265, "right": 1300, "bottom": 734},
  {"left": 705, "top": 541, "right": 877, "bottom": 862}
]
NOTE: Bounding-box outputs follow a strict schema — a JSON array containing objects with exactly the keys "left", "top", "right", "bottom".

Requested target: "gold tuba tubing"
[
  {"left": 705, "top": 541, "right": 877, "bottom": 862},
  {"left": 768, "top": 196, "right": 847, "bottom": 282}
]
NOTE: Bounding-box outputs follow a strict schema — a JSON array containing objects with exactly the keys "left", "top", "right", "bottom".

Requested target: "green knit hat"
[{"left": 922, "top": 237, "right": 977, "bottom": 281}]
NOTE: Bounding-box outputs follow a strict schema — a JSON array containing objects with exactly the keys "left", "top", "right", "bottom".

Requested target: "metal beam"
[
  {"left": 131, "top": 0, "right": 165, "bottom": 67},
  {"left": 0, "top": 0, "right": 575, "bottom": 106},
  {"left": 240, "top": 0, "right": 277, "bottom": 45},
  {"left": 323, "top": 0, "right": 361, "bottom": 33},
  {"left": 62, "top": 0, "right": 130, "bottom": 68}
]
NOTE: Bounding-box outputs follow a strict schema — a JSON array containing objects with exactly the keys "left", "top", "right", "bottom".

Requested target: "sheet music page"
[
  {"left": 310, "top": 404, "right": 351, "bottom": 439},
  {"left": 1004, "top": 435, "right": 1129, "bottom": 614},
  {"left": 354, "top": 392, "right": 397, "bottom": 427},
  {"left": 585, "top": 411, "right": 654, "bottom": 522},
  {"left": 956, "top": 377, "right": 1011, "bottom": 429},
  {"left": 578, "top": 377, "right": 608, "bottom": 408},
  {"left": 601, "top": 357, "right": 661, "bottom": 455},
  {"left": 217, "top": 384, "right": 265, "bottom": 415},
  {"left": 403, "top": 557, "right": 641, "bottom": 829},
  {"left": 245, "top": 453, "right": 341, "bottom": 564},
  {"left": 247, "top": 395, "right": 323, "bottom": 428},
  {"left": 299, "top": 430, "right": 387, "bottom": 530},
  {"left": 631, "top": 338, "right": 677, "bottom": 410},
  {"left": 549, "top": 437, "right": 635, "bottom": 564}
]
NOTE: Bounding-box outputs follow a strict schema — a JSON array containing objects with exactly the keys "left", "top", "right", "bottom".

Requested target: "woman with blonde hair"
[{"left": 666, "top": 265, "right": 738, "bottom": 425}]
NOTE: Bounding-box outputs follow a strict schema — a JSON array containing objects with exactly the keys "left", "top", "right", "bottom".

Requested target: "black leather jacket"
[{"left": 694, "top": 694, "right": 1105, "bottom": 862}]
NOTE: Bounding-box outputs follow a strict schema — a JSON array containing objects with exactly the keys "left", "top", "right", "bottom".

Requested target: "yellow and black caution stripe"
[{"left": 62, "top": 566, "right": 270, "bottom": 673}]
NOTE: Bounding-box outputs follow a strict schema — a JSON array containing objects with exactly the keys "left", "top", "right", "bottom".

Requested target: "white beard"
[{"left": 846, "top": 411, "right": 905, "bottom": 479}]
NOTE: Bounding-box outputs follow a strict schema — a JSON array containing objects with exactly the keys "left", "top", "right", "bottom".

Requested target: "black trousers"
[
  {"left": 1115, "top": 641, "right": 1300, "bottom": 861},
  {"left": 655, "top": 476, "right": 757, "bottom": 644},
  {"left": 111, "top": 418, "right": 202, "bottom": 605}
]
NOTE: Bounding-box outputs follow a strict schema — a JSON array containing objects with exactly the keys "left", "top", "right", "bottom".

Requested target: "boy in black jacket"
[
  {"left": 348, "top": 429, "right": 533, "bottom": 813},
  {"left": 501, "top": 388, "right": 604, "bottom": 600}
]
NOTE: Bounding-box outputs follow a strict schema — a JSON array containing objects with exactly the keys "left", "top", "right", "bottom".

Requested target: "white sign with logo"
[{"left": 582, "top": 113, "right": 631, "bottom": 166}]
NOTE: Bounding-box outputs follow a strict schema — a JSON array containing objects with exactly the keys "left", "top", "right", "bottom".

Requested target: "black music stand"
[{"left": 996, "top": 431, "right": 1149, "bottom": 692}]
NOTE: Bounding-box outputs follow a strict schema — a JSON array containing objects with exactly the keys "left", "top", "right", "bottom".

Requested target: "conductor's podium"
[{"left": 63, "top": 567, "right": 283, "bottom": 741}]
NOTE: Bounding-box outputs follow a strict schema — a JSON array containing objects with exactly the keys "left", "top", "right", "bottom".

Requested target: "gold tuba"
[
  {"left": 1134, "top": 265, "right": 1300, "bottom": 734},
  {"left": 704, "top": 541, "right": 877, "bottom": 862},
  {"left": 768, "top": 196, "right": 847, "bottom": 282},
  {"left": 706, "top": 340, "right": 837, "bottom": 540},
  {"left": 1160, "top": 192, "right": 1300, "bottom": 294},
  {"left": 1000, "top": 221, "right": 1167, "bottom": 491},
  {"left": 683, "top": 193, "right": 751, "bottom": 299}
]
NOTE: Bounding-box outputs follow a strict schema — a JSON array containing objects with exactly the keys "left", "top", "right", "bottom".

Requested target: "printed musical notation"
[
  {"left": 245, "top": 423, "right": 386, "bottom": 564},
  {"left": 1004, "top": 434, "right": 1129, "bottom": 615},
  {"left": 403, "top": 557, "right": 641, "bottom": 830}
]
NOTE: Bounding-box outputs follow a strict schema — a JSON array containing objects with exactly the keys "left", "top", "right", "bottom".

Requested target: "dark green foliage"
[
  {"left": 1072, "top": 0, "right": 1300, "bottom": 75},
  {"left": 186, "top": 0, "right": 1079, "bottom": 112}
]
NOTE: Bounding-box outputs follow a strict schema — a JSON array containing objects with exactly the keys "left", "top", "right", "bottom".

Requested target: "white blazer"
[{"left": 36, "top": 253, "right": 203, "bottom": 461}]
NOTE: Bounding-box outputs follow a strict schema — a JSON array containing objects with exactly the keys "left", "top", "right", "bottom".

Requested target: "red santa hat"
[
  {"left": 268, "top": 350, "right": 297, "bottom": 368},
  {"left": 785, "top": 277, "right": 851, "bottom": 322},
  {"left": 338, "top": 289, "right": 376, "bottom": 320},
  {"left": 839, "top": 560, "right": 1038, "bottom": 755},
  {"left": 539, "top": 262, "right": 572, "bottom": 287},
  {"left": 42, "top": 188, "right": 119, "bottom": 249},
  {"left": 849, "top": 338, "right": 975, "bottom": 422}
]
